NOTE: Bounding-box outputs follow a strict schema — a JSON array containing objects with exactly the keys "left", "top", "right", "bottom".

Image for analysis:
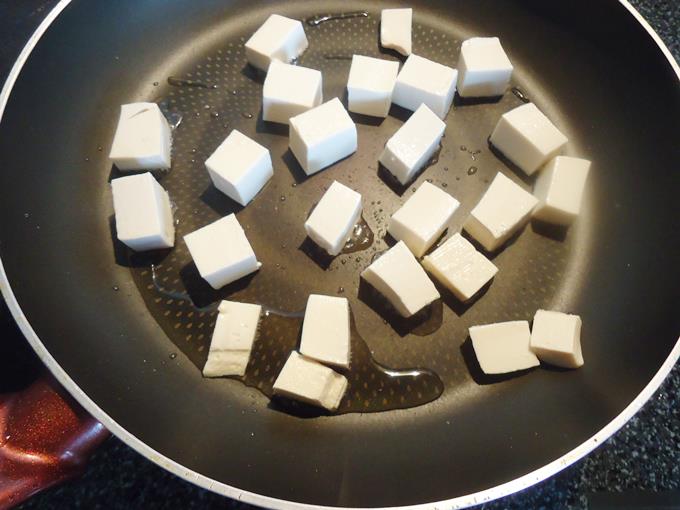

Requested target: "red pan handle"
[{"left": 0, "top": 375, "right": 109, "bottom": 509}]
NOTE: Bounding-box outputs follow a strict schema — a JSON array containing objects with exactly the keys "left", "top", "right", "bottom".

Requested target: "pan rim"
[{"left": 0, "top": 0, "right": 678, "bottom": 508}]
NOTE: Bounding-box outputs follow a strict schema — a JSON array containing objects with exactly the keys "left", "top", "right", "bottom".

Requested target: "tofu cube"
[
  {"left": 289, "top": 98, "right": 357, "bottom": 175},
  {"left": 463, "top": 172, "right": 538, "bottom": 252},
  {"left": 388, "top": 182, "right": 459, "bottom": 257},
  {"left": 299, "top": 295, "right": 351, "bottom": 368},
  {"left": 273, "top": 352, "right": 348, "bottom": 411},
  {"left": 109, "top": 102, "right": 172, "bottom": 171},
  {"left": 305, "top": 181, "right": 362, "bottom": 255},
  {"left": 183, "top": 214, "right": 261, "bottom": 289},
  {"left": 392, "top": 54, "right": 458, "bottom": 119},
  {"left": 205, "top": 130, "right": 273, "bottom": 206},
  {"left": 245, "top": 14, "right": 308, "bottom": 72},
  {"left": 489, "top": 103, "right": 568, "bottom": 175},
  {"left": 111, "top": 172, "right": 175, "bottom": 251},
  {"left": 379, "top": 104, "right": 446, "bottom": 185},
  {"left": 469, "top": 321, "right": 540, "bottom": 375},
  {"left": 532, "top": 156, "right": 591, "bottom": 226},
  {"left": 380, "top": 8, "right": 412, "bottom": 56},
  {"left": 347, "top": 55, "right": 400, "bottom": 118},
  {"left": 457, "top": 37, "right": 513, "bottom": 98},
  {"left": 262, "top": 61, "right": 322, "bottom": 124},
  {"left": 361, "top": 241, "right": 440, "bottom": 317},
  {"left": 422, "top": 233, "right": 498, "bottom": 301},
  {"left": 203, "top": 301, "right": 262, "bottom": 377},
  {"left": 530, "top": 310, "right": 584, "bottom": 368}
]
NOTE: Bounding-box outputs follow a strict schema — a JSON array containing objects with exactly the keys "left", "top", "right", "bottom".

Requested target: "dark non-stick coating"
[{"left": 0, "top": 0, "right": 678, "bottom": 507}]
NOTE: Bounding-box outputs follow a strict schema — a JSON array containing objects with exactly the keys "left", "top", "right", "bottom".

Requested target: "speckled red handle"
[{"left": 0, "top": 376, "right": 109, "bottom": 509}]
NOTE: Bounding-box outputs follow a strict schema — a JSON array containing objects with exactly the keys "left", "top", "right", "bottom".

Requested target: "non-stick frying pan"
[{"left": 0, "top": 0, "right": 678, "bottom": 508}]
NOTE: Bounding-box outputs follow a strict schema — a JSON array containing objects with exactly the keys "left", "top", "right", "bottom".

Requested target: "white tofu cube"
[
  {"left": 532, "top": 156, "right": 591, "bottom": 226},
  {"left": 457, "top": 37, "right": 513, "bottom": 98},
  {"left": 289, "top": 98, "right": 357, "bottom": 175},
  {"left": 463, "top": 172, "right": 538, "bottom": 252},
  {"left": 111, "top": 172, "right": 174, "bottom": 251},
  {"left": 361, "top": 241, "right": 440, "bottom": 317},
  {"left": 422, "top": 233, "right": 498, "bottom": 301},
  {"left": 273, "top": 352, "right": 348, "bottom": 411},
  {"left": 489, "top": 103, "right": 568, "bottom": 175},
  {"left": 304, "top": 181, "right": 362, "bottom": 255},
  {"left": 388, "top": 182, "right": 459, "bottom": 257},
  {"left": 379, "top": 104, "right": 446, "bottom": 185},
  {"left": 205, "top": 130, "right": 273, "bottom": 206},
  {"left": 262, "top": 61, "right": 322, "bottom": 124},
  {"left": 183, "top": 214, "right": 261, "bottom": 289},
  {"left": 347, "top": 55, "right": 400, "bottom": 118},
  {"left": 530, "top": 310, "right": 584, "bottom": 368},
  {"left": 380, "top": 8, "right": 412, "bottom": 56},
  {"left": 299, "top": 295, "right": 350, "bottom": 368},
  {"left": 245, "top": 14, "right": 308, "bottom": 72},
  {"left": 109, "top": 102, "right": 171, "bottom": 171},
  {"left": 392, "top": 54, "right": 458, "bottom": 119},
  {"left": 203, "top": 301, "right": 262, "bottom": 377},
  {"left": 469, "top": 321, "right": 540, "bottom": 374}
]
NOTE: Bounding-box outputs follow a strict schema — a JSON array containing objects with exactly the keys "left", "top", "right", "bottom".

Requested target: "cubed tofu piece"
[
  {"left": 380, "top": 8, "right": 412, "bottom": 56},
  {"left": 379, "top": 104, "right": 445, "bottom": 185},
  {"left": 463, "top": 172, "right": 538, "bottom": 252},
  {"left": 109, "top": 102, "right": 172, "bottom": 171},
  {"left": 347, "top": 55, "right": 400, "bottom": 118},
  {"left": 205, "top": 130, "right": 273, "bottom": 206},
  {"left": 388, "top": 182, "right": 459, "bottom": 257},
  {"left": 530, "top": 310, "right": 584, "bottom": 368},
  {"left": 262, "top": 61, "right": 322, "bottom": 124},
  {"left": 361, "top": 241, "right": 440, "bottom": 317},
  {"left": 183, "top": 214, "right": 261, "bottom": 289},
  {"left": 469, "top": 321, "right": 540, "bottom": 374},
  {"left": 273, "top": 351, "right": 348, "bottom": 411},
  {"left": 245, "top": 14, "right": 308, "bottom": 71},
  {"left": 392, "top": 54, "right": 457, "bottom": 119},
  {"left": 457, "top": 37, "right": 513, "bottom": 98},
  {"left": 422, "top": 233, "right": 498, "bottom": 301},
  {"left": 289, "top": 98, "right": 357, "bottom": 175},
  {"left": 111, "top": 172, "right": 175, "bottom": 251},
  {"left": 299, "top": 295, "right": 351, "bottom": 368},
  {"left": 203, "top": 301, "right": 262, "bottom": 377},
  {"left": 305, "top": 181, "right": 362, "bottom": 255},
  {"left": 532, "top": 156, "right": 591, "bottom": 226},
  {"left": 489, "top": 103, "right": 568, "bottom": 175}
]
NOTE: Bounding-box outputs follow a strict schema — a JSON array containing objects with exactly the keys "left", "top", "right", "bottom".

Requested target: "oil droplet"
[
  {"left": 442, "top": 182, "right": 448, "bottom": 188},
  {"left": 426, "top": 178, "right": 433, "bottom": 183},
  {"left": 291, "top": 183, "right": 297, "bottom": 188},
  {"left": 232, "top": 90, "right": 238, "bottom": 95},
  {"left": 337, "top": 287, "right": 345, "bottom": 294},
  {"left": 153, "top": 81, "right": 159, "bottom": 86},
  {"left": 211, "top": 112, "right": 220, "bottom": 118},
  {"left": 84, "top": 157, "right": 89, "bottom": 162},
  {"left": 191, "top": 148, "right": 197, "bottom": 154},
  {"left": 511, "top": 87, "right": 530, "bottom": 103},
  {"left": 97, "top": 146, "right": 102, "bottom": 152},
  {"left": 342, "top": 217, "right": 374, "bottom": 254},
  {"left": 169, "top": 352, "right": 177, "bottom": 360},
  {"left": 204, "top": 104, "right": 211, "bottom": 110},
  {"left": 195, "top": 112, "right": 201, "bottom": 117},
  {"left": 467, "top": 166, "right": 478, "bottom": 175},
  {"left": 460, "top": 145, "right": 467, "bottom": 151},
  {"left": 242, "top": 112, "right": 253, "bottom": 119},
  {"left": 112, "top": 285, "right": 120, "bottom": 291},
  {"left": 306, "top": 11, "right": 369, "bottom": 26},
  {"left": 443, "top": 167, "right": 449, "bottom": 171},
  {"left": 280, "top": 195, "right": 286, "bottom": 202},
  {"left": 23, "top": 212, "right": 29, "bottom": 218}
]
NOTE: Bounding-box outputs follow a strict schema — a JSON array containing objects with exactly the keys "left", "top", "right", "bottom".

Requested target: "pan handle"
[{"left": 0, "top": 376, "right": 109, "bottom": 509}]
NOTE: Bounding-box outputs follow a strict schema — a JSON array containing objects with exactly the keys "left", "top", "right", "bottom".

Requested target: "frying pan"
[{"left": 0, "top": 0, "right": 678, "bottom": 508}]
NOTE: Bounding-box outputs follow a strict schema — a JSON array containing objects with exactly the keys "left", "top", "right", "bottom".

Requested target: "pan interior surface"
[{"left": 0, "top": 0, "right": 678, "bottom": 507}]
